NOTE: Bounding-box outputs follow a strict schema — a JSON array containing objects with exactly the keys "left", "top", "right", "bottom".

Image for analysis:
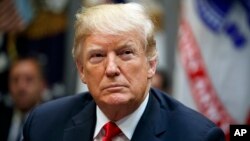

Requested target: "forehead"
[
  {"left": 86, "top": 34, "right": 124, "bottom": 45},
  {"left": 10, "top": 61, "right": 39, "bottom": 76},
  {"left": 83, "top": 33, "right": 143, "bottom": 50}
]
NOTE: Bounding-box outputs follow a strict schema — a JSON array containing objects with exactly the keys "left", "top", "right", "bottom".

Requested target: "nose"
[
  {"left": 17, "top": 77, "right": 28, "bottom": 89},
  {"left": 105, "top": 53, "right": 120, "bottom": 77}
]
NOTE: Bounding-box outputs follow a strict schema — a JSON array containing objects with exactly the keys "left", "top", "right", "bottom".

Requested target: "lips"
[{"left": 102, "top": 84, "right": 128, "bottom": 91}]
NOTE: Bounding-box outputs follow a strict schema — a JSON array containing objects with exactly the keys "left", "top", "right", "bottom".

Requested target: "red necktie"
[{"left": 102, "top": 122, "right": 121, "bottom": 141}]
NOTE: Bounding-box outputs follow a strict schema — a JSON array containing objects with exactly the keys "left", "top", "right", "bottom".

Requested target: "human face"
[
  {"left": 77, "top": 33, "right": 156, "bottom": 108},
  {"left": 9, "top": 60, "right": 44, "bottom": 112}
]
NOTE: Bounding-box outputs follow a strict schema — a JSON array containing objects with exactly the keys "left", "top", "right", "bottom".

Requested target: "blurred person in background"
[
  {"left": 22, "top": 3, "right": 224, "bottom": 141},
  {"left": 0, "top": 57, "right": 45, "bottom": 141},
  {"left": 152, "top": 69, "right": 172, "bottom": 94}
]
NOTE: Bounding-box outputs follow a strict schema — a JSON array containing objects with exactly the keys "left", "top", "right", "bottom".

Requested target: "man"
[
  {"left": 0, "top": 57, "right": 45, "bottom": 141},
  {"left": 22, "top": 3, "right": 225, "bottom": 141}
]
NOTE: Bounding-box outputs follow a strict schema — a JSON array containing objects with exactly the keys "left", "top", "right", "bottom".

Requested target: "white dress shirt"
[
  {"left": 8, "top": 109, "right": 27, "bottom": 141},
  {"left": 93, "top": 93, "right": 149, "bottom": 141}
]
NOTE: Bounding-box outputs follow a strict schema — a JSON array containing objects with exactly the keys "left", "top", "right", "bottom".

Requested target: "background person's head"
[
  {"left": 152, "top": 69, "right": 172, "bottom": 94},
  {"left": 8, "top": 57, "right": 45, "bottom": 113},
  {"left": 73, "top": 3, "right": 158, "bottom": 120}
]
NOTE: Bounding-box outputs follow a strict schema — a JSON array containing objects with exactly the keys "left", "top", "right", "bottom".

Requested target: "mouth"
[{"left": 102, "top": 84, "right": 127, "bottom": 92}]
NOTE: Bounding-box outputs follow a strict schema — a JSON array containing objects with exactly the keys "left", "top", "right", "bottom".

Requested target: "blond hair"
[{"left": 73, "top": 3, "right": 157, "bottom": 61}]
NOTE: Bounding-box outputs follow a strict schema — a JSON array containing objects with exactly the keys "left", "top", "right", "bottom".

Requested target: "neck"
[{"left": 100, "top": 102, "right": 142, "bottom": 121}]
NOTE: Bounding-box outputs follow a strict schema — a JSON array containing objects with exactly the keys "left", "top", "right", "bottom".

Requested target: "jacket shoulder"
[
  {"left": 23, "top": 92, "right": 94, "bottom": 141},
  {"left": 36, "top": 92, "right": 92, "bottom": 114},
  {"left": 151, "top": 88, "right": 216, "bottom": 126},
  {"left": 150, "top": 88, "right": 225, "bottom": 140}
]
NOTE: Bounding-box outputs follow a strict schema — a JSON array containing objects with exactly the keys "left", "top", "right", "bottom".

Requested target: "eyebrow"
[
  {"left": 117, "top": 41, "right": 137, "bottom": 49},
  {"left": 85, "top": 40, "right": 137, "bottom": 53},
  {"left": 85, "top": 44, "right": 104, "bottom": 53}
]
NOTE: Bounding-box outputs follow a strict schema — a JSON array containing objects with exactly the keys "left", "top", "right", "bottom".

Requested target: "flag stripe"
[{"left": 0, "top": 0, "right": 24, "bottom": 32}]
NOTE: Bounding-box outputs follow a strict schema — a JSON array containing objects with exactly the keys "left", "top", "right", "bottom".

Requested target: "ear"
[
  {"left": 76, "top": 60, "right": 86, "bottom": 84},
  {"left": 147, "top": 59, "right": 157, "bottom": 79}
]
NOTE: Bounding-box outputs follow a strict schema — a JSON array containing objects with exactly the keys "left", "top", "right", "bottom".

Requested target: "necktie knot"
[{"left": 102, "top": 122, "right": 121, "bottom": 141}]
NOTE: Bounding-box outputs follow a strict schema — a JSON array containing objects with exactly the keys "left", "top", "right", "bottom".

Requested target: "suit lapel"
[
  {"left": 63, "top": 101, "right": 96, "bottom": 141},
  {"left": 131, "top": 89, "right": 169, "bottom": 141}
]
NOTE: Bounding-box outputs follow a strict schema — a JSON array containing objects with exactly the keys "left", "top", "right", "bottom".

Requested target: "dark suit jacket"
[
  {"left": 0, "top": 102, "right": 13, "bottom": 141},
  {"left": 23, "top": 88, "right": 225, "bottom": 141}
]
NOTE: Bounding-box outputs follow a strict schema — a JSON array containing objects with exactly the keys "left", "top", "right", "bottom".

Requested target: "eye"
[
  {"left": 119, "top": 49, "right": 134, "bottom": 60},
  {"left": 92, "top": 53, "right": 104, "bottom": 57},
  {"left": 123, "top": 50, "right": 133, "bottom": 54},
  {"left": 25, "top": 75, "right": 34, "bottom": 84},
  {"left": 89, "top": 53, "right": 105, "bottom": 63}
]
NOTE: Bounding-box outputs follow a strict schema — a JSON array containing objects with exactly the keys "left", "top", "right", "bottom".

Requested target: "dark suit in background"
[
  {"left": 23, "top": 88, "right": 225, "bottom": 141},
  {"left": 0, "top": 103, "right": 13, "bottom": 141}
]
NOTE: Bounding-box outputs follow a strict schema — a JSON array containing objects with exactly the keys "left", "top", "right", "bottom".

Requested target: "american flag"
[{"left": 175, "top": 0, "right": 250, "bottom": 141}]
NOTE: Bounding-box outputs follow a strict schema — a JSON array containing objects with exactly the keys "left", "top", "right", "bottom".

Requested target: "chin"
[{"left": 105, "top": 94, "right": 131, "bottom": 105}]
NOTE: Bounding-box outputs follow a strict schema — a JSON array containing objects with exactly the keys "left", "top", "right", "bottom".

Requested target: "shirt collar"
[{"left": 93, "top": 93, "right": 149, "bottom": 140}]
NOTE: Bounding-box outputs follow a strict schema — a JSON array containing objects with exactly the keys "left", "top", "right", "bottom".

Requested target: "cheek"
[
  {"left": 122, "top": 60, "right": 149, "bottom": 85},
  {"left": 84, "top": 64, "right": 105, "bottom": 87},
  {"left": 32, "top": 83, "right": 42, "bottom": 94}
]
